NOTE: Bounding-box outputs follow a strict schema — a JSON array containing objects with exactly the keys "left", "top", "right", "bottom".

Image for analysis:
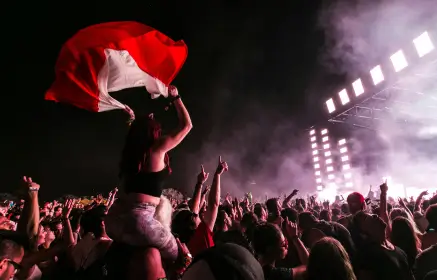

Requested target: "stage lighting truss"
[{"left": 325, "top": 29, "right": 436, "bottom": 120}]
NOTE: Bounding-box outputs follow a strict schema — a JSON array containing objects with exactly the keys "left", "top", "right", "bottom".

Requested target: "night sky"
[{"left": 5, "top": 1, "right": 344, "bottom": 200}]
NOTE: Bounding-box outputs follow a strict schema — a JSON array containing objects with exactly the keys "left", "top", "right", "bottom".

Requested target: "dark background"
[{"left": 7, "top": 0, "right": 419, "bottom": 199}]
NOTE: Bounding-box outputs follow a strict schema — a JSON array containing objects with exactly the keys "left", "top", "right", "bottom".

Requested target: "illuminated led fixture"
[
  {"left": 326, "top": 158, "right": 332, "bottom": 164},
  {"left": 370, "top": 65, "right": 384, "bottom": 85},
  {"left": 323, "top": 144, "right": 330, "bottom": 150},
  {"left": 316, "top": 178, "right": 322, "bottom": 183},
  {"left": 322, "top": 136, "right": 329, "bottom": 142},
  {"left": 312, "top": 143, "right": 317, "bottom": 149},
  {"left": 321, "top": 129, "right": 328, "bottom": 135},
  {"left": 326, "top": 98, "right": 336, "bottom": 113},
  {"left": 390, "top": 50, "right": 408, "bottom": 72},
  {"left": 345, "top": 182, "right": 353, "bottom": 187},
  {"left": 315, "top": 171, "right": 321, "bottom": 176},
  {"left": 338, "top": 139, "right": 346, "bottom": 145},
  {"left": 314, "top": 164, "right": 320, "bottom": 169},
  {"left": 343, "top": 164, "right": 351, "bottom": 170},
  {"left": 317, "top": 185, "right": 323, "bottom": 191},
  {"left": 340, "top": 147, "right": 348, "bottom": 153},
  {"left": 328, "top": 182, "right": 336, "bottom": 188},
  {"left": 338, "top": 89, "right": 350, "bottom": 105},
  {"left": 309, "top": 129, "right": 316, "bottom": 136},
  {"left": 328, "top": 174, "right": 335, "bottom": 180},
  {"left": 352, "top": 78, "right": 364, "bottom": 96},
  {"left": 327, "top": 166, "right": 334, "bottom": 172},
  {"left": 313, "top": 157, "right": 319, "bottom": 162},
  {"left": 310, "top": 136, "right": 316, "bottom": 142},
  {"left": 324, "top": 151, "right": 331, "bottom": 157},
  {"left": 312, "top": 150, "right": 318, "bottom": 155},
  {"left": 341, "top": 155, "right": 349, "bottom": 162},
  {"left": 413, "top": 31, "right": 434, "bottom": 57},
  {"left": 344, "top": 173, "right": 352, "bottom": 179}
]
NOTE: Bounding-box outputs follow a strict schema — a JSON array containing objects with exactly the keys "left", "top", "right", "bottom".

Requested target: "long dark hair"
[{"left": 119, "top": 115, "right": 171, "bottom": 177}]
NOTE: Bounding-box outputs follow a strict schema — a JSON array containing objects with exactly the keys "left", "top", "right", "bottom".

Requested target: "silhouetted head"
[{"left": 120, "top": 115, "right": 170, "bottom": 176}]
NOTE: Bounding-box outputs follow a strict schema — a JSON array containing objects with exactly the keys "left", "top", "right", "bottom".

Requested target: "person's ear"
[{"left": 0, "top": 258, "right": 7, "bottom": 271}]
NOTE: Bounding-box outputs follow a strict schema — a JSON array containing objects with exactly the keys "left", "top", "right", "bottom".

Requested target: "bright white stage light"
[
  {"left": 370, "top": 65, "right": 384, "bottom": 85},
  {"left": 327, "top": 166, "right": 334, "bottom": 172},
  {"left": 324, "top": 151, "right": 331, "bottom": 157},
  {"left": 338, "top": 139, "right": 346, "bottom": 145},
  {"left": 323, "top": 144, "right": 330, "bottom": 150},
  {"left": 345, "top": 182, "right": 353, "bottom": 187},
  {"left": 340, "top": 147, "right": 348, "bottom": 154},
  {"left": 338, "top": 89, "right": 350, "bottom": 105},
  {"left": 312, "top": 150, "right": 318, "bottom": 155},
  {"left": 344, "top": 173, "right": 352, "bottom": 179},
  {"left": 322, "top": 136, "right": 329, "bottom": 142},
  {"left": 321, "top": 129, "right": 328, "bottom": 135},
  {"left": 310, "top": 136, "right": 316, "bottom": 142},
  {"left": 328, "top": 174, "right": 335, "bottom": 180},
  {"left": 317, "top": 185, "right": 323, "bottom": 191},
  {"left": 313, "top": 156, "right": 319, "bottom": 162},
  {"left": 341, "top": 155, "right": 349, "bottom": 162},
  {"left": 310, "top": 129, "right": 316, "bottom": 136},
  {"left": 314, "top": 163, "right": 320, "bottom": 169},
  {"left": 328, "top": 182, "right": 336, "bottom": 188},
  {"left": 390, "top": 50, "right": 408, "bottom": 72},
  {"left": 326, "top": 158, "right": 332, "bottom": 164},
  {"left": 352, "top": 78, "right": 364, "bottom": 96},
  {"left": 326, "top": 98, "right": 336, "bottom": 113},
  {"left": 413, "top": 31, "right": 434, "bottom": 57},
  {"left": 312, "top": 143, "right": 317, "bottom": 149},
  {"left": 315, "top": 171, "right": 321, "bottom": 176},
  {"left": 343, "top": 164, "right": 351, "bottom": 170},
  {"left": 316, "top": 178, "right": 322, "bottom": 183}
]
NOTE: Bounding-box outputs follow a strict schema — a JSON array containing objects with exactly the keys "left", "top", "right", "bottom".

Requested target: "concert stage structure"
[{"left": 308, "top": 27, "right": 437, "bottom": 199}]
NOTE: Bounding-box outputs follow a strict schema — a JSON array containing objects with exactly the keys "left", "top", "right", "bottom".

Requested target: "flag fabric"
[{"left": 45, "top": 21, "right": 188, "bottom": 120}]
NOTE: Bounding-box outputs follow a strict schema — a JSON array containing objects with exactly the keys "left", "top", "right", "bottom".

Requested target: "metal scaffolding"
[{"left": 328, "top": 58, "right": 437, "bottom": 130}]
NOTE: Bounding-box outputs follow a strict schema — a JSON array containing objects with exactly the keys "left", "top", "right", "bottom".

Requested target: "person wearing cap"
[{"left": 338, "top": 192, "right": 366, "bottom": 230}]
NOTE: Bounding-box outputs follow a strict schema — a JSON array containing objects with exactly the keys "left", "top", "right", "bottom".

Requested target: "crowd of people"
[{"left": 1, "top": 87, "right": 437, "bottom": 280}]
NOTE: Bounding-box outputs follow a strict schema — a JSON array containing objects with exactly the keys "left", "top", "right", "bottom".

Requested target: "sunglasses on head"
[{"left": 5, "top": 259, "right": 21, "bottom": 273}]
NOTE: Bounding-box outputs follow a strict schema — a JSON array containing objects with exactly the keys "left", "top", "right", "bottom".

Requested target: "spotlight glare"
[
  {"left": 352, "top": 78, "right": 364, "bottom": 96},
  {"left": 390, "top": 50, "right": 408, "bottom": 72},
  {"left": 370, "top": 65, "right": 384, "bottom": 85},
  {"left": 413, "top": 31, "right": 434, "bottom": 57},
  {"left": 326, "top": 98, "right": 336, "bottom": 113},
  {"left": 345, "top": 182, "right": 353, "bottom": 187},
  {"left": 338, "top": 89, "right": 350, "bottom": 105}
]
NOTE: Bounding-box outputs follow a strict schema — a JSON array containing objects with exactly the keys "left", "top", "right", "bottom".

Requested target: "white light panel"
[
  {"left": 324, "top": 151, "right": 331, "bottom": 157},
  {"left": 326, "top": 98, "right": 336, "bottom": 113},
  {"left": 310, "top": 136, "right": 316, "bottom": 142},
  {"left": 345, "top": 182, "right": 353, "bottom": 187},
  {"left": 338, "top": 89, "right": 350, "bottom": 105},
  {"left": 338, "top": 139, "right": 346, "bottom": 145},
  {"left": 352, "top": 78, "right": 364, "bottom": 96},
  {"left": 316, "top": 178, "right": 322, "bottom": 183},
  {"left": 312, "top": 143, "right": 317, "bottom": 149},
  {"left": 370, "top": 65, "right": 384, "bottom": 85},
  {"left": 326, "top": 158, "right": 332, "bottom": 164},
  {"left": 317, "top": 185, "right": 323, "bottom": 191},
  {"left": 323, "top": 144, "right": 330, "bottom": 150},
  {"left": 344, "top": 173, "right": 352, "bottom": 179},
  {"left": 343, "top": 164, "right": 351, "bottom": 170},
  {"left": 314, "top": 164, "right": 320, "bottom": 169},
  {"left": 321, "top": 129, "right": 328, "bottom": 135},
  {"left": 328, "top": 174, "right": 335, "bottom": 180},
  {"left": 341, "top": 155, "right": 349, "bottom": 162},
  {"left": 390, "top": 50, "right": 408, "bottom": 72},
  {"left": 313, "top": 157, "right": 319, "bottom": 162},
  {"left": 327, "top": 166, "right": 334, "bottom": 172},
  {"left": 340, "top": 147, "right": 348, "bottom": 153},
  {"left": 413, "top": 31, "right": 434, "bottom": 57},
  {"left": 315, "top": 171, "right": 321, "bottom": 176},
  {"left": 322, "top": 136, "right": 329, "bottom": 142},
  {"left": 310, "top": 129, "right": 316, "bottom": 135},
  {"left": 312, "top": 150, "right": 318, "bottom": 155}
]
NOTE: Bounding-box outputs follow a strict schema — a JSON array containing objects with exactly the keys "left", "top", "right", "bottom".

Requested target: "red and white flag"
[{"left": 45, "top": 21, "right": 188, "bottom": 120}]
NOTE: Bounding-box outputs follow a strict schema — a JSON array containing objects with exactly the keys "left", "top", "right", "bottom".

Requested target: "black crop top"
[{"left": 122, "top": 167, "right": 169, "bottom": 197}]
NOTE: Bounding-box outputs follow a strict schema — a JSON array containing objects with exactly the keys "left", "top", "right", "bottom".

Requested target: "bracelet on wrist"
[{"left": 29, "top": 187, "right": 39, "bottom": 192}]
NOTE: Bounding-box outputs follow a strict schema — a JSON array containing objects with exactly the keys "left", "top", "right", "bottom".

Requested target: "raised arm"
[
  {"left": 190, "top": 165, "right": 209, "bottom": 214},
  {"left": 155, "top": 86, "right": 192, "bottom": 153},
  {"left": 203, "top": 157, "right": 228, "bottom": 232},
  {"left": 17, "top": 177, "right": 40, "bottom": 248}
]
